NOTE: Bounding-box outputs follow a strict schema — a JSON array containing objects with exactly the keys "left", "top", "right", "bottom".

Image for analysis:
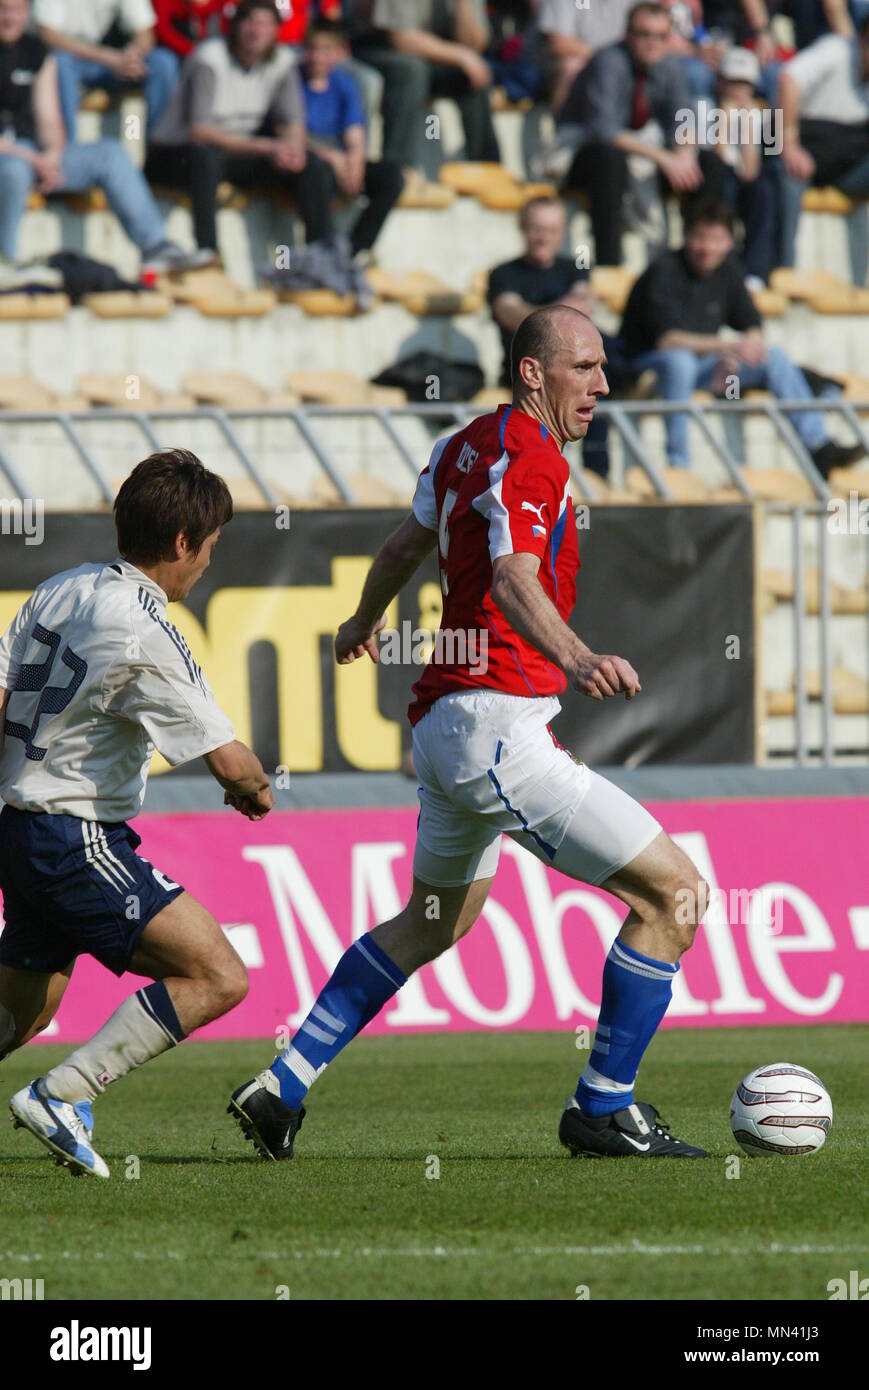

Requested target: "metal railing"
[
  {"left": 1, "top": 398, "right": 867, "bottom": 767},
  {"left": 1, "top": 397, "right": 868, "bottom": 505}
]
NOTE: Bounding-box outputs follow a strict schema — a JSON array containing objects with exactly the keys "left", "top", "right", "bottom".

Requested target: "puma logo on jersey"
[
  {"left": 521, "top": 500, "right": 548, "bottom": 524},
  {"left": 455, "top": 442, "right": 479, "bottom": 473}
]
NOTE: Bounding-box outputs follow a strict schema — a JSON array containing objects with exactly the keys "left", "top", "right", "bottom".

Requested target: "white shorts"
[{"left": 411, "top": 691, "right": 662, "bottom": 888}]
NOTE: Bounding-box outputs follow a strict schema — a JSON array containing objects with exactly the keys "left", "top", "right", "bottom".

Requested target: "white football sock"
[{"left": 41, "top": 990, "right": 180, "bottom": 1104}]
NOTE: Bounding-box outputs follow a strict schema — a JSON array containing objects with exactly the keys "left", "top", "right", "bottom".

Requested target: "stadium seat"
[
  {"left": 78, "top": 373, "right": 165, "bottom": 409},
  {"left": 589, "top": 267, "right": 636, "bottom": 314},
  {"left": 277, "top": 289, "right": 360, "bottom": 316},
  {"left": 803, "top": 667, "right": 869, "bottom": 714},
  {"left": 84, "top": 291, "right": 172, "bottom": 318},
  {"left": 831, "top": 373, "right": 869, "bottom": 401},
  {"left": 155, "top": 267, "right": 231, "bottom": 303},
  {"left": 366, "top": 267, "right": 482, "bottom": 315},
  {"left": 765, "top": 688, "right": 796, "bottom": 716},
  {"left": 285, "top": 369, "right": 406, "bottom": 406},
  {"left": 193, "top": 287, "right": 277, "bottom": 318},
  {"left": 768, "top": 268, "right": 851, "bottom": 302},
  {"left": 738, "top": 467, "right": 816, "bottom": 502},
  {"left": 750, "top": 288, "right": 787, "bottom": 317},
  {"left": 802, "top": 188, "right": 856, "bottom": 215},
  {"left": 438, "top": 161, "right": 556, "bottom": 212},
  {"left": 183, "top": 372, "right": 271, "bottom": 408},
  {"left": 64, "top": 189, "right": 109, "bottom": 214},
  {"left": 625, "top": 465, "right": 713, "bottom": 501},
  {"left": 472, "top": 387, "right": 509, "bottom": 408},
  {"left": 0, "top": 293, "right": 69, "bottom": 319},
  {"left": 828, "top": 465, "right": 869, "bottom": 497},
  {"left": 397, "top": 169, "right": 456, "bottom": 209},
  {"left": 348, "top": 472, "right": 413, "bottom": 506},
  {"left": 0, "top": 375, "right": 55, "bottom": 408},
  {"left": 79, "top": 89, "right": 118, "bottom": 114},
  {"left": 149, "top": 181, "right": 249, "bottom": 215},
  {"left": 489, "top": 88, "right": 535, "bottom": 114},
  {"left": 763, "top": 567, "right": 868, "bottom": 614}
]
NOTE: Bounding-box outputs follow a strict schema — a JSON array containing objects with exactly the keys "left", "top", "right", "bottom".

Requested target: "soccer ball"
[{"left": 729, "top": 1062, "right": 833, "bottom": 1156}]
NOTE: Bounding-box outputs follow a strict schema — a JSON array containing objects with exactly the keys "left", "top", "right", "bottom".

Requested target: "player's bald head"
[
  {"left": 510, "top": 304, "right": 597, "bottom": 396},
  {"left": 510, "top": 304, "right": 608, "bottom": 447}
]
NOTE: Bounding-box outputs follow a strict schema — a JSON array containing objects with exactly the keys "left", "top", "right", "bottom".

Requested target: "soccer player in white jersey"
[
  {"left": 0, "top": 449, "right": 273, "bottom": 1178},
  {"left": 228, "top": 306, "right": 711, "bottom": 1162}
]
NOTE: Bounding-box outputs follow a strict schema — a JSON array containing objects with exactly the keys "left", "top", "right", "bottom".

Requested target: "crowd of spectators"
[{"left": 1, "top": 0, "right": 867, "bottom": 475}]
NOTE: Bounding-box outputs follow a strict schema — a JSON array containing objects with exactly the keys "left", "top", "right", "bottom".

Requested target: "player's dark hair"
[
  {"left": 627, "top": 2, "right": 670, "bottom": 30},
  {"left": 861, "top": 11, "right": 869, "bottom": 36},
  {"left": 307, "top": 17, "right": 348, "bottom": 43},
  {"left": 114, "top": 449, "right": 233, "bottom": 565},
  {"left": 683, "top": 197, "right": 734, "bottom": 234},
  {"left": 228, "top": 0, "right": 280, "bottom": 59}
]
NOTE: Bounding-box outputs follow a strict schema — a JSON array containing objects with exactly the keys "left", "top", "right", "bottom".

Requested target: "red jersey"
[
  {"left": 276, "top": 0, "right": 342, "bottom": 45},
  {"left": 408, "top": 404, "right": 579, "bottom": 726},
  {"left": 154, "top": 0, "right": 234, "bottom": 57}
]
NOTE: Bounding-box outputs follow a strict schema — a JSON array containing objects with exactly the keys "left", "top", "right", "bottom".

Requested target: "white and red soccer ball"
[{"left": 729, "top": 1062, "right": 833, "bottom": 1155}]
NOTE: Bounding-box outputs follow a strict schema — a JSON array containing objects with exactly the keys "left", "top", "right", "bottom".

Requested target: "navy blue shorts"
[{"left": 0, "top": 805, "right": 185, "bottom": 976}]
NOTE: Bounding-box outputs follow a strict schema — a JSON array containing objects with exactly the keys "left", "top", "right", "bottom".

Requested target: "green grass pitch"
[{"left": 1, "top": 1026, "right": 866, "bottom": 1301}]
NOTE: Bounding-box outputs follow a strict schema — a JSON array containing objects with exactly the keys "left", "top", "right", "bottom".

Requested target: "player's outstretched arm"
[
  {"left": 204, "top": 740, "right": 275, "bottom": 820},
  {"left": 491, "top": 553, "right": 642, "bottom": 702},
  {"left": 336, "top": 513, "right": 438, "bottom": 665}
]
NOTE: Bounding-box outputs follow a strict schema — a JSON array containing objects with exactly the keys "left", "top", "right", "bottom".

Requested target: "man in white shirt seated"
[
  {"left": 0, "top": 448, "right": 273, "bottom": 1180},
  {"left": 778, "top": 16, "right": 869, "bottom": 275},
  {"left": 33, "top": 0, "right": 178, "bottom": 135}
]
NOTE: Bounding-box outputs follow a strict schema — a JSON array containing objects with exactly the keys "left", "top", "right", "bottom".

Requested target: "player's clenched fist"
[
  {"left": 570, "top": 651, "right": 641, "bottom": 701},
  {"left": 224, "top": 783, "right": 274, "bottom": 820},
  {"left": 335, "top": 614, "right": 387, "bottom": 665}
]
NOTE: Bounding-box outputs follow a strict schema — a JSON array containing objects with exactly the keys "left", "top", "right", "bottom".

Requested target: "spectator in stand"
[
  {"left": 535, "top": 0, "right": 633, "bottom": 112},
  {"left": 778, "top": 15, "right": 869, "bottom": 266},
  {"left": 153, "top": 1, "right": 235, "bottom": 59},
  {"left": 33, "top": 0, "right": 178, "bottom": 136},
  {"left": 275, "top": 0, "right": 342, "bottom": 45},
  {"left": 145, "top": 0, "right": 334, "bottom": 255},
  {"left": 300, "top": 17, "right": 402, "bottom": 256},
  {"left": 618, "top": 199, "right": 865, "bottom": 476},
  {"left": 485, "top": 0, "right": 544, "bottom": 104},
  {"left": 0, "top": 0, "right": 206, "bottom": 268},
  {"left": 488, "top": 195, "right": 592, "bottom": 387},
  {"left": 487, "top": 195, "right": 618, "bottom": 476},
  {"left": 663, "top": 0, "right": 730, "bottom": 101},
  {"left": 276, "top": 1, "right": 385, "bottom": 145},
  {"left": 701, "top": 2, "right": 787, "bottom": 102},
  {"left": 684, "top": 46, "right": 779, "bottom": 284},
  {"left": 780, "top": 1, "right": 868, "bottom": 50},
  {"left": 348, "top": 0, "right": 500, "bottom": 170},
  {"left": 560, "top": 3, "right": 702, "bottom": 266}
]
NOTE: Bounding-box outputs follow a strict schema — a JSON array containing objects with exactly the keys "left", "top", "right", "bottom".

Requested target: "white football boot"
[{"left": 9, "top": 1080, "right": 109, "bottom": 1178}]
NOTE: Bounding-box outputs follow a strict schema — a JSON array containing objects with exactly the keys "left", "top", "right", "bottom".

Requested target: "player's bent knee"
[{"left": 206, "top": 953, "right": 249, "bottom": 1017}]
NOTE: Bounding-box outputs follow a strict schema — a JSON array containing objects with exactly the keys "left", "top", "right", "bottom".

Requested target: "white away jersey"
[{"left": 0, "top": 557, "right": 235, "bottom": 821}]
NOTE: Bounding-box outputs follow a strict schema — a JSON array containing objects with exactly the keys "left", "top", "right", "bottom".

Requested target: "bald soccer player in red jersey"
[{"left": 228, "top": 305, "right": 711, "bottom": 1162}]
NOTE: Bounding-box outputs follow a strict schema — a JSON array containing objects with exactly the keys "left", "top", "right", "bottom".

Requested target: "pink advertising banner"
[{"left": 8, "top": 798, "right": 869, "bottom": 1043}]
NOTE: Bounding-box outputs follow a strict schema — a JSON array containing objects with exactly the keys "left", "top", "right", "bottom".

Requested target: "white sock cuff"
[
  {"left": 278, "top": 1045, "right": 319, "bottom": 1090},
  {"left": 609, "top": 940, "right": 678, "bottom": 981},
  {"left": 580, "top": 1063, "right": 635, "bottom": 1094}
]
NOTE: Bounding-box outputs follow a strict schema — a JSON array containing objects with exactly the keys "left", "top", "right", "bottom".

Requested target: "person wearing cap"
[{"left": 683, "top": 45, "right": 779, "bottom": 284}]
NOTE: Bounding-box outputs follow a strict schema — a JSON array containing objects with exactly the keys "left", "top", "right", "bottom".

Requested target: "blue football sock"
[
  {"left": 575, "top": 937, "right": 679, "bottom": 1118},
  {"left": 271, "top": 935, "right": 406, "bottom": 1108}
]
